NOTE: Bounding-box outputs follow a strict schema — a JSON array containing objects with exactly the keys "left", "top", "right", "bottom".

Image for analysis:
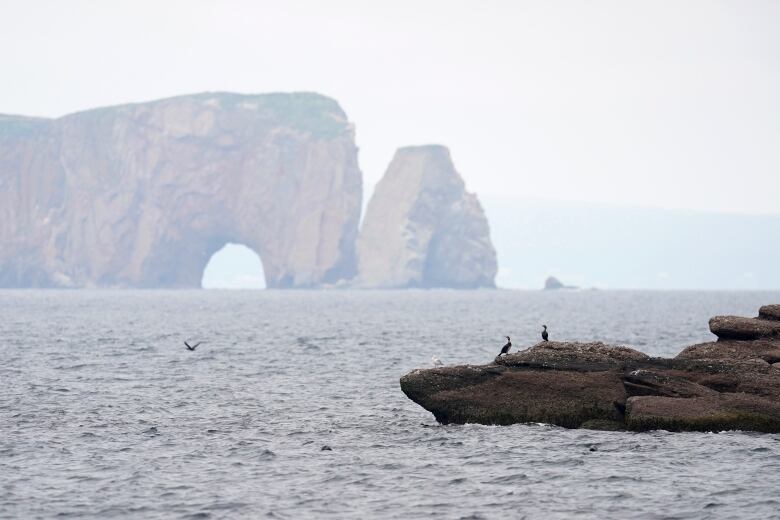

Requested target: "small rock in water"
[
  {"left": 544, "top": 276, "right": 578, "bottom": 290},
  {"left": 321, "top": 445, "right": 332, "bottom": 451}
]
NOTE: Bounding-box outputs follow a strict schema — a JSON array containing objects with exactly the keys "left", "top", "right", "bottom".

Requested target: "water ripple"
[{"left": 1, "top": 289, "right": 779, "bottom": 518}]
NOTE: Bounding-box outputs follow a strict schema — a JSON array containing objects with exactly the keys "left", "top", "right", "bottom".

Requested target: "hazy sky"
[{"left": 2, "top": 0, "right": 779, "bottom": 214}]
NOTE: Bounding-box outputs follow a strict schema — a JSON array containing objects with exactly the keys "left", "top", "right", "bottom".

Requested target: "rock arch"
[
  {"left": 202, "top": 243, "right": 266, "bottom": 289},
  {"left": 0, "top": 92, "right": 362, "bottom": 288}
]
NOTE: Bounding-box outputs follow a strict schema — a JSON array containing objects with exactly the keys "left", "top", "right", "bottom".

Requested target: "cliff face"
[
  {"left": 356, "top": 145, "right": 497, "bottom": 288},
  {"left": 0, "top": 93, "right": 362, "bottom": 288}
]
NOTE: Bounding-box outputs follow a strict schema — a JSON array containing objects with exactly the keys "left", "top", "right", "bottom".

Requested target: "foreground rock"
[
  {"left": 0, "top": 93, "right": 362, "bottom": 288},
  {"left": 400, "top": 304, "right": 780, "bottom": 432},
  {"left": 356, "top": 145, "right": 497, "bottom": 288}
]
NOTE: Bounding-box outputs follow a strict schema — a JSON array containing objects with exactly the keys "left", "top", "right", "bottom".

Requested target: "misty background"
[{"left": 2, "top": 0, "right": 779, "bottom": 289}]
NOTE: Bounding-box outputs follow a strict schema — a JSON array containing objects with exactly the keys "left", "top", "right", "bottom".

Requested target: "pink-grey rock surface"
[
  {"left": 356, "top": 145, "right": 497, "bottom": 288},
  {"left": 0, "top": 93, "right": 362, "bottom": 288}
]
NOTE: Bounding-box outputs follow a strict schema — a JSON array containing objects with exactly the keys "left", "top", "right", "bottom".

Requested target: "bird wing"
[
  {"left": 192, "top": 342, "right": 201, "bottom": 349},
  {"left": 184, "top": 341, "right": 191, "bottom": 348}
]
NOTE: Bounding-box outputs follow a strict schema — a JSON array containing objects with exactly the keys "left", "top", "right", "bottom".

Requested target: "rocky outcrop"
[
  {"left": 543, "top": 276, "right": 577, "bottom": 290},
  {"left": 759, "top": 304, "right": 780, "bottom": 321},
  {"left": 356, "top": 145, "right": 497, "bottom": 288},
  {"left": 400, "top": 304, "right": 780, "bottom": 432},
  {"left": 0, "top": 93, "right": 362, "bottom": 288}
]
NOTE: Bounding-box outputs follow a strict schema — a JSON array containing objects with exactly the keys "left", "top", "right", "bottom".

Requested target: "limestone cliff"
[
  {"left": 356, "top": 145, "right": 497, "bottom": 288},
  {"left": 0, "top": 93, "right": 362, "bottom": 288}
]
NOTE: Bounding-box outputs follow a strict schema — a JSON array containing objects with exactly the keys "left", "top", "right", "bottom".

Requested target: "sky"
[
  {"left": 2, "top": 0, "right": 779, "bottom": 216},
  {"left": 201, "top": 244, "right": 266, "bottom": 289}
]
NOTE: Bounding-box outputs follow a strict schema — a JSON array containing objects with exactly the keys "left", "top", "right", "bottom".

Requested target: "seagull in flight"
[{"left": 184, "top": 341, "right": 201, "bottom": 351}]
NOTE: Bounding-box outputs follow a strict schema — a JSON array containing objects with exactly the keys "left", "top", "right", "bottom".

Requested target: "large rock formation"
[
  {"left": 356, "top": 145, "right": 497, "bottom": 288},
  {"left": 400, "top": 304, "right": 780, "bottom": 432},
  {"left": 0, "top": 93, "right": 362, "bottom": 288}
]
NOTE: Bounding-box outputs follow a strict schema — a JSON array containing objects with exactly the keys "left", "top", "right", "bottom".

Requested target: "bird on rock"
[
  {"left": 499, "top": 336, "right": 512, "bottom": 356},
  {"left": 541, "top": 325, "right": 549, "bottom": 342}
]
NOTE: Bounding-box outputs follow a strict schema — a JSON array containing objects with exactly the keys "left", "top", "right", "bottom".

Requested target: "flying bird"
[
  {"left": 541, "top": 325, "right": 549, "bottom": 342},
  {"left": 184, "top": 341, "right": 201, "bottom": 351},
  {"left": 499, "top": 336, "right": 512, "bottom": 356}
]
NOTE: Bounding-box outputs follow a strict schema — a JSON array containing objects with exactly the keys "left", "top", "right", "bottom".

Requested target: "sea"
[{"left": 2, "top": 289, "right": 780, "bottom": 519}]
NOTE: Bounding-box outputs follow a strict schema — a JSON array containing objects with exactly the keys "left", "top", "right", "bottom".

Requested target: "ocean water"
[{"left": 2, "top": 289, "right": 780, "bottom": 519}]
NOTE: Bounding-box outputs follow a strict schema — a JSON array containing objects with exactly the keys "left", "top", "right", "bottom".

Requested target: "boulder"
[
  {"left": 677, "top": 339, "right": 780, "bottom": 364},
  {"left": 400, "top": 304, "right": 780, "bottom": 433},
  {"left": 709, "top": 315, "right": 780, "bottom": 340},
  {"left": 356, "top": 145, "right": 497, "bottom": 288},
  {"left": 760, "top": 304, "right": 780, "bottom": 321}
]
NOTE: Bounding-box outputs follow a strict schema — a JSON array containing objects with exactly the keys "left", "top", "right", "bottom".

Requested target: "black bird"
[
  {"left": 184, "top": 341, "right": 201, "bottom": 351},
  {"left": 541, "top": 325, "right": 549, "bottom": 342},
  {"left": 499, "top": 336, "right": 512, "bottom": 356}
]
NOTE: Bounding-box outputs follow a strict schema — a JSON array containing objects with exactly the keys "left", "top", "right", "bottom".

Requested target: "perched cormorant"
[
  {"left": 499, "top": 336, "right": 512, "bottom": 356},
  {"left": 184, "top": 341, "right": 201, "bottom": 351},
  {"left": 541, "top": 325, "right": 549, "bottom": 342}
]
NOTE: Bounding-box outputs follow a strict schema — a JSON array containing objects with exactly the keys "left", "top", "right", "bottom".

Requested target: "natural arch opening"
[{"left": 201, "top": 243, "right": 266, "bottom": 289}]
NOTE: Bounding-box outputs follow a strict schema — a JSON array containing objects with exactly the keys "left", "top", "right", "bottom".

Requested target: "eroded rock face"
[
  {"left": 356, "top": 145, "right": 497, "bottom": 288},
  {"left": 400, "top": 304, "right": 780, "bottom": 432},
  {"left": 0, "top": 93, "right": 362, "bottom": 288}
]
